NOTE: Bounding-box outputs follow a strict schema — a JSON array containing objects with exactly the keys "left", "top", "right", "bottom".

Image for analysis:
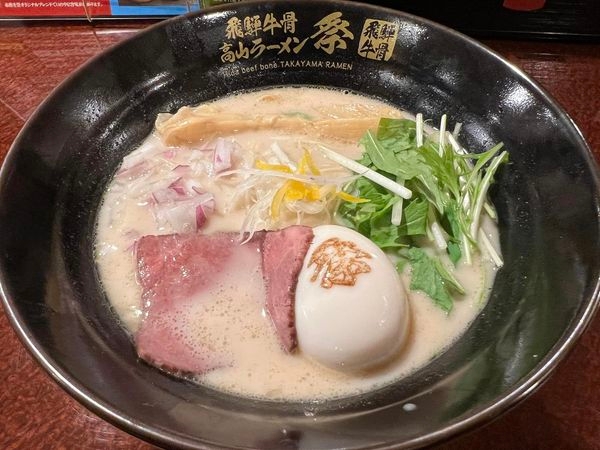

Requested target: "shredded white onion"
[
  {"left": 216, "top": 168, "right": 358, "bottom": 186},
  {"left": 438, "top": 114, "right": 447, "bottom": 155},
  {"left": 317, "top": 145, "right": 413, "bottom": 200},
  {"left": 416, "top": 113, "right": 424, "bottom": 148},
  {"left": 452, "top": 122, "right": 462, "bottom": 138},
  {"left": 391, "top": 198, "right": 403, "bottom": 226},
  {"left": 430, "top": 221, "right": 448, "bottom": 250},
  {"left": 447, "top": 133, "right": 466, "bottom": 156},
  {"left": 479, "top": 228, "right": 503, "bottom": 267},
  {"left": 270, "top": 142, "right": 296, "bottom": 170}
]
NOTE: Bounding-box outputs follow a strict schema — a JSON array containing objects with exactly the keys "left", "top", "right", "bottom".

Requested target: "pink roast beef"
[
  {"left": 134, "top": 232, "right": 265, "bottom": 373},
  {"left": 133, "top": 225, "right": 314, "bottom": 373},
  {"left": 261, "top": 225, "right": 314, "bottom": 352}
]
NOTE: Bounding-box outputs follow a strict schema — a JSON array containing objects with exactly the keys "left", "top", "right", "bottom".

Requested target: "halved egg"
[{"left": 295, "top": 225, "right": 410, "bottom": 372}]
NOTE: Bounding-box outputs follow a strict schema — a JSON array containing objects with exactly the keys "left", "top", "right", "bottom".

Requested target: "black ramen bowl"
[{"left": 1, "top": 1, "right": 599, "bottom": 448}]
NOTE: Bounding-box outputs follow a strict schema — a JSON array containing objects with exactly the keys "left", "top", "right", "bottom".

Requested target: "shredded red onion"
[
  {"left": 200, "top": 195, "right": 216, "bottom": 213},
  {"left": 115, "top": 160, "right": 149, "bottom": 181},
  {"left": 195, "top": 204, "right": 207, "bottom": 228},
  {"left": 125, "top": 230, "right": 141, "bottom": 254},
  {"left": 191, "top": 185, "right": 205, "bottom": 195},
  {"left": 167, "top": 177, "right": 187, "bottom": 196},
  {"left": 152, "top": 185, "right": 182, "bottom": 204},
  {"left": 196, "top": 140, "right": 216, "bottom": 151},
  {"left": 150, "top": 179, "right": 215, "bottom": 232},
  {"left": 172, "top": 164, "right": 191, "bottom": 175},
  {"left": 213, "top": 138, "right": 232, "bottom": 174},
  {"left": 162, "top": 149, "right": 177, "bottom": 159}
]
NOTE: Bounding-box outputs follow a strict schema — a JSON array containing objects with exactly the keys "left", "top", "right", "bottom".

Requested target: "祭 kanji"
[
  {"left": 310, "top": 12, "right": 355, "bottom": 55},
  {"left": 308, "top": 238, "right": 372, "bottom": 289}
]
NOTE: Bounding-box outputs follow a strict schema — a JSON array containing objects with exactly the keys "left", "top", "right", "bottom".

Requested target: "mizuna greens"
[{"left": 331, "top": 114, "right": 508, "bottom": 312}]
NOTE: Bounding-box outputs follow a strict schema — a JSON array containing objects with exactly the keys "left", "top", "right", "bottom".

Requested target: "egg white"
[{"left": 295, "top": 225, "right": 410, "bottom": 372}]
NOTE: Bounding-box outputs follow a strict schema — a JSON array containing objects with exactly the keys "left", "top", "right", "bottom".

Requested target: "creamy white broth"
[{"left": 95, "top": 87, "right": 499, "bottom": 401}]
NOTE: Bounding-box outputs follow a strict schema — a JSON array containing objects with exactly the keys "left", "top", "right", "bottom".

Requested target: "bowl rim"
[{"left": 1, "top": 1, "right": 600, "bottom": 448}]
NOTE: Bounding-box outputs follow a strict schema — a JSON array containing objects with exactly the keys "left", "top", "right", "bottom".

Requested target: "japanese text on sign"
[
  {"left": 358, "top": 19, "right": 399, "bottom": 61},
  {"left": 219, "top": 10, "right": 398, "bottom": 64}
]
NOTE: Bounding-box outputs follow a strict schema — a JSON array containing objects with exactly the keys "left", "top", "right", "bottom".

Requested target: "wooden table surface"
[{"left": 0, "top": 20, "right": 599, "bottom": 450}]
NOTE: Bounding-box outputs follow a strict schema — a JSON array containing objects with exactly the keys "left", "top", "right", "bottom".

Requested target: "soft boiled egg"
[{"left": 295, "top": 225, "right": 410, "bottom": 372}]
